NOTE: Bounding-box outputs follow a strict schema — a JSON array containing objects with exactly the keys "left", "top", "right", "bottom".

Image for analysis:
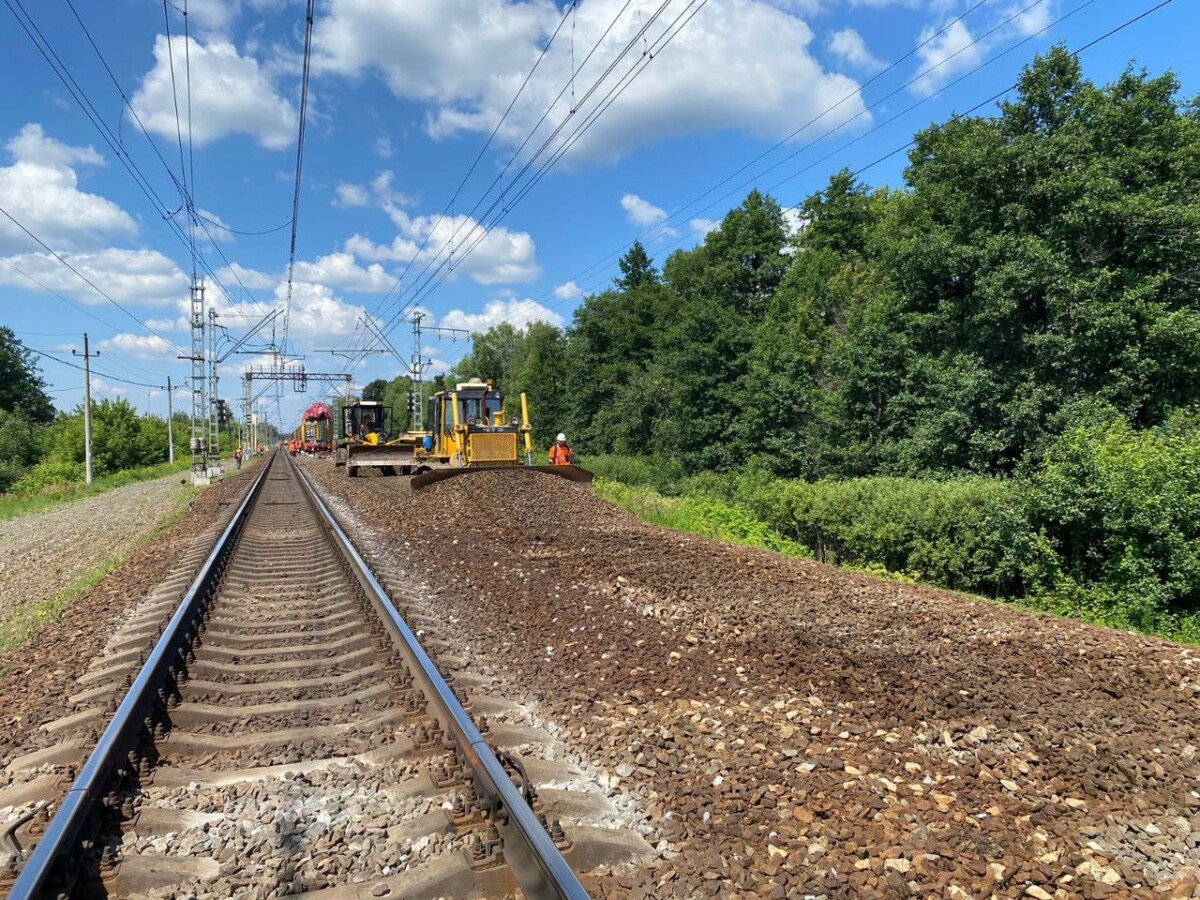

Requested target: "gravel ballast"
[{"left": 303, "top": 460, "right": 1200, "bottom": 900}]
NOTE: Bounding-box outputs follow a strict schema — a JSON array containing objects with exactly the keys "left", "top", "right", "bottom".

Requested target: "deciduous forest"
[{"left": 371, "top": 50, "right": 1200, "bottom": 638}]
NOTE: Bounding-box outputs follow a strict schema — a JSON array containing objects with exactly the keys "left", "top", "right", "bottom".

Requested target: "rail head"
[
  {"left": 289, "top": 455, "right": 590, "bottom": 900},
  {"left": 7, "top": 456, "right": 276, "bottom": 900}
]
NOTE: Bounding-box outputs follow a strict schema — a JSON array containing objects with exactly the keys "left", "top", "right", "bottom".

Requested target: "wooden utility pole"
[
  {"left": 167, "top": 375, "right": 175, "bottom": 464},
  {"left": 72, "top": 333, "right": 100, "bottom": 485}
]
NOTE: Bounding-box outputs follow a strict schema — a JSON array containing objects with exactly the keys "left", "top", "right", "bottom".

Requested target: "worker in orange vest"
[
  {"left": 234, "top": 445, "right": 244, "bottom": 470},
  {"left": 548, "top": 433, "right": 574, "bottom": 466}
]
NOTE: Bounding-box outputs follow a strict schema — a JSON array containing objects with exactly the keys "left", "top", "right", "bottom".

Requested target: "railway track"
[{"left": 3, "top": 453, "right": 600, "bottom": 899}]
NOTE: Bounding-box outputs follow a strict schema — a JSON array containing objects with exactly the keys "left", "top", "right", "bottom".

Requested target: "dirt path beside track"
[
  {"left": 0, "top": 473, "right": 192, "bottom": 641},
  {"left": 305, "top": 460, "right": 1200, "bottom": 899},
  {"left": 0, "top": 465, "right": 261, "bottom": 767}
]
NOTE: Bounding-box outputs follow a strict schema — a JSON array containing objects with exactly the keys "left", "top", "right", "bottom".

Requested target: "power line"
[
  {"left": 510, "top": 0, "right": 999, "bottom": 294},
  {"left": 12, "top": 0, "right": 253, "bottom": 320},
  {"left": 456, "top": 0, "right": 1040, "bottom": 332},
  {"left": 280, "top": 0, "right": 317, "bottom": 356},
  {"left": 359, "top": 0, "right": 647, "bottom": 351},
  {"left": 0, "top": 203, "right": 186, "bottom": 354},
  {"left": 414, "top": 0, "right": 709, "bottom": 316},
  {"left": 0, "top": 257, "right": 128, "bottom": 335},
  {"left": 435, "top": 0, "right": 1087, "bottom": 351},
  {"left": 435, "top": 0, "right": 1179, "bottom": 369},
  {"left": 161, "top": 0, "right": 196, "bottom": 277},
  {"left": 27, "top": 347, "right": 166, "bottom": 390},
  {"left": 839, "top": 0, "right": 1180, "bottom": 191},
  {"left": 361, "top": 0, "right": 688, "bottom": 363},
  {"left": 351, "top": 0, "right": 579, "bottom": 355}
]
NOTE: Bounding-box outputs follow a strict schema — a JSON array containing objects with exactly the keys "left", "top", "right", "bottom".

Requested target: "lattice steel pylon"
[
  {"left": 188, "top": 277, "right": 208, "bottom": 483},
  {"left": 207, "top": 307, "right": 221, "bottom": 472}
]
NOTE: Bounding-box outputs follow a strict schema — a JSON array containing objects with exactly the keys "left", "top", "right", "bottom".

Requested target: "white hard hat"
[{"left": 556, "top": 433, "right": 567, "bottom": 442}]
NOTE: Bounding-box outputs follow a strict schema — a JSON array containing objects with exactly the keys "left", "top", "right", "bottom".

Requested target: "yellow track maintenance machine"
[
  {"left": 411, "top": 377, "right": 592, "bottom": 490},
  {"left": 336, "top": 379, "right": 592, "bottom": 489},
  {"left": 335, "top": 399, "right": 422, "bottom": 477}
]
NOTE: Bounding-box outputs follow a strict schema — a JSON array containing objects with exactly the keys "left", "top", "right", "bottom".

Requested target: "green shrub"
[
  {"left": 11, "top": 458, "right": 87, "bottom": 495},
  {"left": 727, "top": 475, "right": 1054, "bottom": 597},
  {"left": 1030, "top": 419, "right": 1200, "bottom": 634},
  {"left": 595, "top": 480, "right": 811, "bottom": 559},
  {"left": 592, "top": 428, "right": 1200, "bottom": 644},
  {"left": 580, "top": 455, "right": 689, "bottom": 495}
]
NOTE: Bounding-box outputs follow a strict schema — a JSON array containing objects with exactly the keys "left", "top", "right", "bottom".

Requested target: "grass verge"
[
  {"left": 595, "top": 474, "right": 1198, "bottom": 645},
  {"left": 594, "top": 479, "right": 813, "bottom": 559},
  {"left": 0, "top": 459, "right": 191, "bottom": 522},
  {"left": 0, "top": 486, "right": 196, "bottom": 662}
]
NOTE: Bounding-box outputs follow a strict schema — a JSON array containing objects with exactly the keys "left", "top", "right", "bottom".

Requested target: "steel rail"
[
  {"left": 8, "top": 456, "right": 275, "bottom": 900},
  {"left": 289, "top": 456, "right": 590, "bottom": 899}
]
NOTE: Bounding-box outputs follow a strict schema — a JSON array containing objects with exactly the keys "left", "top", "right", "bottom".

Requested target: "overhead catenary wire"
[
  {"left": 414, "top": 0, "right": 710, "bottom": 317},
  {"left": 347, "top": 0, "right": 581, "bottom": 360},
  {"left": 425, "top": 0, "right": 1031, "bottom": 337},
  {"left": 11, "top": 0, "right": 255, "bottom": 321},
  {"left": 359, "top": 0, "right": 685, "bottom": 364},
  {"left": 432, "top": 0, "right": 1178, "bottom": 370},
  {"left": 279, "top": 0, "right": 317, "bottom": 357},
  {"left": 161, "top": 0, "right": 196, "bottom": 277},
  {"left": 505, "top": 0, "right": 1001, "bottom": 297},
  {"left": 377, "top": 0, "right": 714, "bottom": 362},
  {"left": 0, "top": 203, "right": 186, "bottom": 355},
  {"left": 357, "top": 0, "right": 648, "bottom": 352},
  {"left": 196, "top": 211, "right": 292, "bottom": 236}
]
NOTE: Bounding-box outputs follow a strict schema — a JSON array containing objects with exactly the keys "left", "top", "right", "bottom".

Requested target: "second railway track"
[{"left": 4, "top": 452, "right": 621, "bottom": 899}]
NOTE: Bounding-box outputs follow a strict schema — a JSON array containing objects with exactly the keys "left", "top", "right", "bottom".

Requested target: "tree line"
[
  {"left": 0, "top": 326, "right": 249, "bottom": 494},
  {"left": 440, "top": 49, "right": 1200, "bottom": 636}
]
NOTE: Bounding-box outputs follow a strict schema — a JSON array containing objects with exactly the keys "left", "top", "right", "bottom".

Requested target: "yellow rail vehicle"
[
  {"left": 337, "top": 379, "right": 591, "bottom": 489},
  {"left": 412, "top": 378, "right": 592, "bottom": 489}
]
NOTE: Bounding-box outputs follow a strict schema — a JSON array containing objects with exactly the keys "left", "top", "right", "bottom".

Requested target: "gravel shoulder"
[
  {"left": 304, "top": 460, "right": 1200, "bottom": 900},
  {"left": 0, "top": 463, "right": 262, "bottom": 767},
  {"left": 0, "top": 472, "right": 196, "bottom": 650}
]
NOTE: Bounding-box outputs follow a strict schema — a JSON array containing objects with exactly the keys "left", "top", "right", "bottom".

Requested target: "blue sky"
[{"left": 0, "top": 0, "right": 1195, "bottom": 429}]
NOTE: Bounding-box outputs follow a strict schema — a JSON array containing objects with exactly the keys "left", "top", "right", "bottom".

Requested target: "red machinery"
[{"left": 293, "top": 402, "right": 333, "bottom": 456}]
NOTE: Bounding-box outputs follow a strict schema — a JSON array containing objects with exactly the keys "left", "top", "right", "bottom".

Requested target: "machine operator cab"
[
  {"left": 341, "top": 400, "right": 392, "bottom": 446},
  {"left": 422, "top": 378, "right": 532, "bottom": 468}
]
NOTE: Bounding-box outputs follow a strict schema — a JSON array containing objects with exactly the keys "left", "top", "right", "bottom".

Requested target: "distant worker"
[
  {"left": 549, "top": 432, "right": 574, "bottom": 466},
  {"left": 234, "top": 445, "right": 244, "bottom": 470},
  {"left": 257, "top": 444, "right": 264, "bottom": 456},
  {"left": 289, "top": 439, "right": 298, "bottom": 457}
]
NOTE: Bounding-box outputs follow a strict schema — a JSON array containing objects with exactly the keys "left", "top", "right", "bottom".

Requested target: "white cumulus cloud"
[
  {"left": 346, "top": 209, "right": 540, "bottom": 285},
  {"left": 215, "top": 262, "right": 277, "bottom": 290},
  {"left": 99, "top": 333, "right": 177, "bottom": 361},
  {"left": 440, "top": 298, "right": 564, "bottom": 333},
  {"left": 314, "top": 0, "right": 868, "bottom": 164},
  {"left": 912, "top": 19, "right": 983, "bottom": 96},
  {"left": 0, "top": 248, "right": 187, "bottom": 306},
  {"left": 215, "top": 253, "right": 394, "bottom": 295},
  {"left": 334, "top": 183, "right": 371, "bottom": 208},
  {"left": 828, "top": 28, "right": 886, "bottom": 73},
  {"left": 620, "top": 194, "right": 668, "bottom": 228},
  {"left": 553, "top": 280, "right": 582, "bottom": 300},
  {"left": 0, "top": 124, "right": 137, "bottom": 253},
  {"left": 132, "top": 35, "right": 297, "bottom": 149},
  {"left": 293, "top": 252, "right": 393, "bottom": 293}
]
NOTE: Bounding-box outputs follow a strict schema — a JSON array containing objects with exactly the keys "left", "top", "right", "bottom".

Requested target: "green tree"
[
  {"left": 0, "top": 326, "right": 54, "bottom": 423},
  {"left": 655, "top": 190, "right": 792, "bottom": 469}
]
